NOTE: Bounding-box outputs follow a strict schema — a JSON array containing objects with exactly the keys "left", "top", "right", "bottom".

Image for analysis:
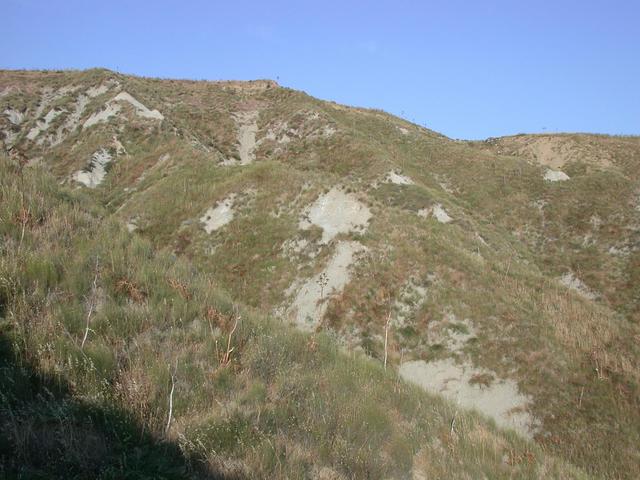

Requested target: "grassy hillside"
[
  {"left": 0, "top": 158, "right": 592, "bottom": 479},
  {"left": 1, "top": 68, "right": 639, "bottom": 478}
]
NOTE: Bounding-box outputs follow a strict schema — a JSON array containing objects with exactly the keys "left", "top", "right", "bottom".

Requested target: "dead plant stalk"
[
  {"left": 222, "top": 313, "right": 239, "bottom": 367},
  {"left": 384, "top": 312, "right": 391, "bottom": 370},
  {"left": 81, "top": 257, "right": 99, "bottom": 350}
]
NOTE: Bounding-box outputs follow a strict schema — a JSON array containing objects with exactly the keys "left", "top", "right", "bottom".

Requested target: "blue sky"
[{"left": 2, "top": 0, "right": 639, "bottom": 139}]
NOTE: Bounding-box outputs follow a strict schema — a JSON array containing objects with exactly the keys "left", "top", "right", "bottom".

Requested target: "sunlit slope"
[{"left": 1, "top": 68, "right": 639, "bottom": 478}]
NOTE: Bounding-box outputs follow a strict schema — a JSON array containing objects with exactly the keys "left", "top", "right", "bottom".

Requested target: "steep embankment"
[
  {"left": 0, "top": 158, "right": 592, "bottom": 479},
  {"left": 1, "top": 69, "right": 639, "bottom": 478}
]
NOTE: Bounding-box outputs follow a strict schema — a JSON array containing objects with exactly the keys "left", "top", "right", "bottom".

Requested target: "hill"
[{"left": 1, "top": 68, "right": 639, "bottom": 478}]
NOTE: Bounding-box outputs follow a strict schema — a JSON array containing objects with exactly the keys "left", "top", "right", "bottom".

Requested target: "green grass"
[
  {"left": 0, "top": 157, "right": 593, "bottom": 479},
  {"left": 1, "top": 68, "right": 639, "bottom": 478}
]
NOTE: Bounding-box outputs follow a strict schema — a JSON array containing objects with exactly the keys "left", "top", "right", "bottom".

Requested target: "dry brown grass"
[
  {"left": 114, "top": 277, "right": 146, "bottom": 303},
  {"left": 168, "top": 277, "right": 192, "bottom": 300},
  {"left": 540, "top": 284, "right": 639, "bottom": 386},
  {"left": 4, "top": 67, "right": 639, "bottom": 477}
]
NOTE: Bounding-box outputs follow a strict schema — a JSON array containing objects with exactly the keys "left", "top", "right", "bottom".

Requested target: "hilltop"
[{"left": 1, "top": 68, "right": 639, "bottom": 478}]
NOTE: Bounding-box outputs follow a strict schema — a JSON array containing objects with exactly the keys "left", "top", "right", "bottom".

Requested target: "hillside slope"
[
  {"left": 0, "top": 157, "right": 592, "bottom": 479},
  {"left": 1, "top": 69, "right": 639, "bottom": 478}
]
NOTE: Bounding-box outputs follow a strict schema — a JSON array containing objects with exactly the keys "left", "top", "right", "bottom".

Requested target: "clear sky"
[{"left": 2, "top": 0, "right": 639, "bottom": 139}]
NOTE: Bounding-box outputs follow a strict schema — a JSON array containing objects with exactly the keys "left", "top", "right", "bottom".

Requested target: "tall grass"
[
  {"left": 3, "top": 67, "right": 639, "bottom": 478},
  {"left": 0, "top": 157, "right": 591, "bottom": 478}
]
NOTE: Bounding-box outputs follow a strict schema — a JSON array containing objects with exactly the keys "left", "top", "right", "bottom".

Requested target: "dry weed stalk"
[
  {"left": 221, "top": 313, "right": 239, "bottom": 367},
  {"left": 307, "top": 335, "right": 318, "bottom": 352},
  {"left": 15, "top": 205, "right": 32, "bottom": 250},
  {"left": 211, "top": 309, "right": 240, "bottom": 369},
  {"left": 168, "top": 277, "right": 192, "bottom": 300},
  {"left": 384, "top": 312, "right": 391, "bottom": 370},
  {"left": 382, "top": 291, "right": 393, "bottom": 370},
  {"left": 81, "top": 257, "right": 100, "bottom": 350},
  {"left": 165, "top": 360, "right": 178, "bottom": 435}
]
